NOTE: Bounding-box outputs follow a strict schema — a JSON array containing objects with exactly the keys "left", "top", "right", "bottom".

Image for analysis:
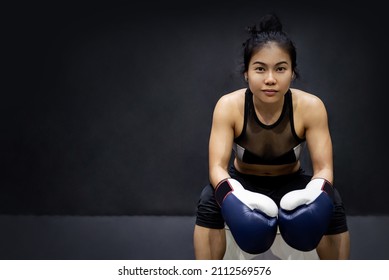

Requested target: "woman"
[{"left": 193, "top": 14, "right": 350, "bottom": 260}]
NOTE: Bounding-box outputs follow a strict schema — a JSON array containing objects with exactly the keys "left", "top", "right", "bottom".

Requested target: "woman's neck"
[{"left": 252, "top": 95, "right": 285, "bottom": 125}]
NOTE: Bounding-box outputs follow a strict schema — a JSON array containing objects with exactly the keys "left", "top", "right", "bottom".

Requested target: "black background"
[{"left": 2, "top": 1, "right": 388, "bottom": 215}]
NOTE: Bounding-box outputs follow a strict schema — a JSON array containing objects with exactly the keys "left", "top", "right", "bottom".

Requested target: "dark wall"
[{"left": 2, "top": 1, "right": 388, "bottom": 215}]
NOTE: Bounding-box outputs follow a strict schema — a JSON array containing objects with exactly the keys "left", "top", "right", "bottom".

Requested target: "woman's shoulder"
[
  {"left": 212, "top": 88, "right": 246, "bottom": 122},
  {"left": 220, "top": 88, "right": 246, "bottom": 101},
  {"left": 290, "top": 88, "right": 328, "bottom": 125},
  {"left": 216, "top": 88, "right": 246, "bottom": 109},
  {"left": 290, "top": 88, "right": 325, "bottom": 108}
]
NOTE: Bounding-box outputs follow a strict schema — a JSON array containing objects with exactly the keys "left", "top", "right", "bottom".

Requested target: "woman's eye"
[{"left": 277, "top": 67, "right": 287, "bottom": 72}]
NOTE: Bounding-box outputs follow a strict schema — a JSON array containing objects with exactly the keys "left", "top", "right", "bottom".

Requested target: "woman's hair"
[{"left": 242, "top": 13, "right": 299, "bottom": 79}]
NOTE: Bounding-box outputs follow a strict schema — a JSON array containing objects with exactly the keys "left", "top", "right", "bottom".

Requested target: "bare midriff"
[{"left": 234, "top": 157, "right": 301, "bottom": 176}]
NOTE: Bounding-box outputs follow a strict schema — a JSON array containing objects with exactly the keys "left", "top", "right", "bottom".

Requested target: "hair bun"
[{"left": 255, "top": 14, "right": 282, "bottom": 33}]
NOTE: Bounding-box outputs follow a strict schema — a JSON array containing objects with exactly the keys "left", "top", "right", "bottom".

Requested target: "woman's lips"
[{"left": 262, "top": 89, "right": 277, "bottom": 96}]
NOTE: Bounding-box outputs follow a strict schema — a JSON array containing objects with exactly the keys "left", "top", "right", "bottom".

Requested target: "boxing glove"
[
  {"left": 215, "top": 178, "right": 278, "bottom": 254},
  {"left": 278, "top": 178, "right": 334, "bottom": 251}
]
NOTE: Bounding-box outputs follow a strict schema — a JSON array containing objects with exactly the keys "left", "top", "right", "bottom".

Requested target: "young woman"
[{"left": 193, "top": 14, "right": 350, "bottom": 260}]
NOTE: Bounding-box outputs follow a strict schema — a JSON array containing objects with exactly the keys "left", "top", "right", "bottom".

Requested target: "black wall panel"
[{"left": 2, "top": 1, "right": 388, "bottom": 215}]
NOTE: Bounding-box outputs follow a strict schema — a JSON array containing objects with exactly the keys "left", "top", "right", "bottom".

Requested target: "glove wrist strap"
[
  {"left": 215, "top": 179, "right": 233, "bottom": 207},
  {"left": 310, "top": 178, "right": 335, "bottom": 201}
]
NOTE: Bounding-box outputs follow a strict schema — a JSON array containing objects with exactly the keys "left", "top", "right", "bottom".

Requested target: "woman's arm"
[
  {"left": 208, "top": 95, "right": 237, "bottom": 188},
  {"left": 304, "top": 95, "right": 334, "bottom": 184}
]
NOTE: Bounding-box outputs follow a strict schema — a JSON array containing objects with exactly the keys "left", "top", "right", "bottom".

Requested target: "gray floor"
[{"left": 0, "top": 215, "right": 387, "bottom": 260}]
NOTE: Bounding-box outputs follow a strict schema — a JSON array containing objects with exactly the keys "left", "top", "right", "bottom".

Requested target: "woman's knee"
[
  {"left": 316, "top": 231, "right": 350, "bottom": 259},
  {"left": 194, "top": 225, "right": 226, "bottom": 259}
]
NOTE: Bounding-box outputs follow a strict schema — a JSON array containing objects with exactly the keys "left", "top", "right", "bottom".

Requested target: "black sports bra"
[{"left": 233, "top": 88, "right": 306, "bottom": 165}]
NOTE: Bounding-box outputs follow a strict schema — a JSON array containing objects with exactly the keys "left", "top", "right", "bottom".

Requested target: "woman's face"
[{"left": 245, "top": 42, "right": 294, "bottom": 104}]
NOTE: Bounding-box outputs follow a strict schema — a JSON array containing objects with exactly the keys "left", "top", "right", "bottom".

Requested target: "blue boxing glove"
[
  {"left": 215, "top": 178, "right": 278, "bottom": 254},
  {"left": 278, "top": 178, "right": 334, "bottom": 251}
]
